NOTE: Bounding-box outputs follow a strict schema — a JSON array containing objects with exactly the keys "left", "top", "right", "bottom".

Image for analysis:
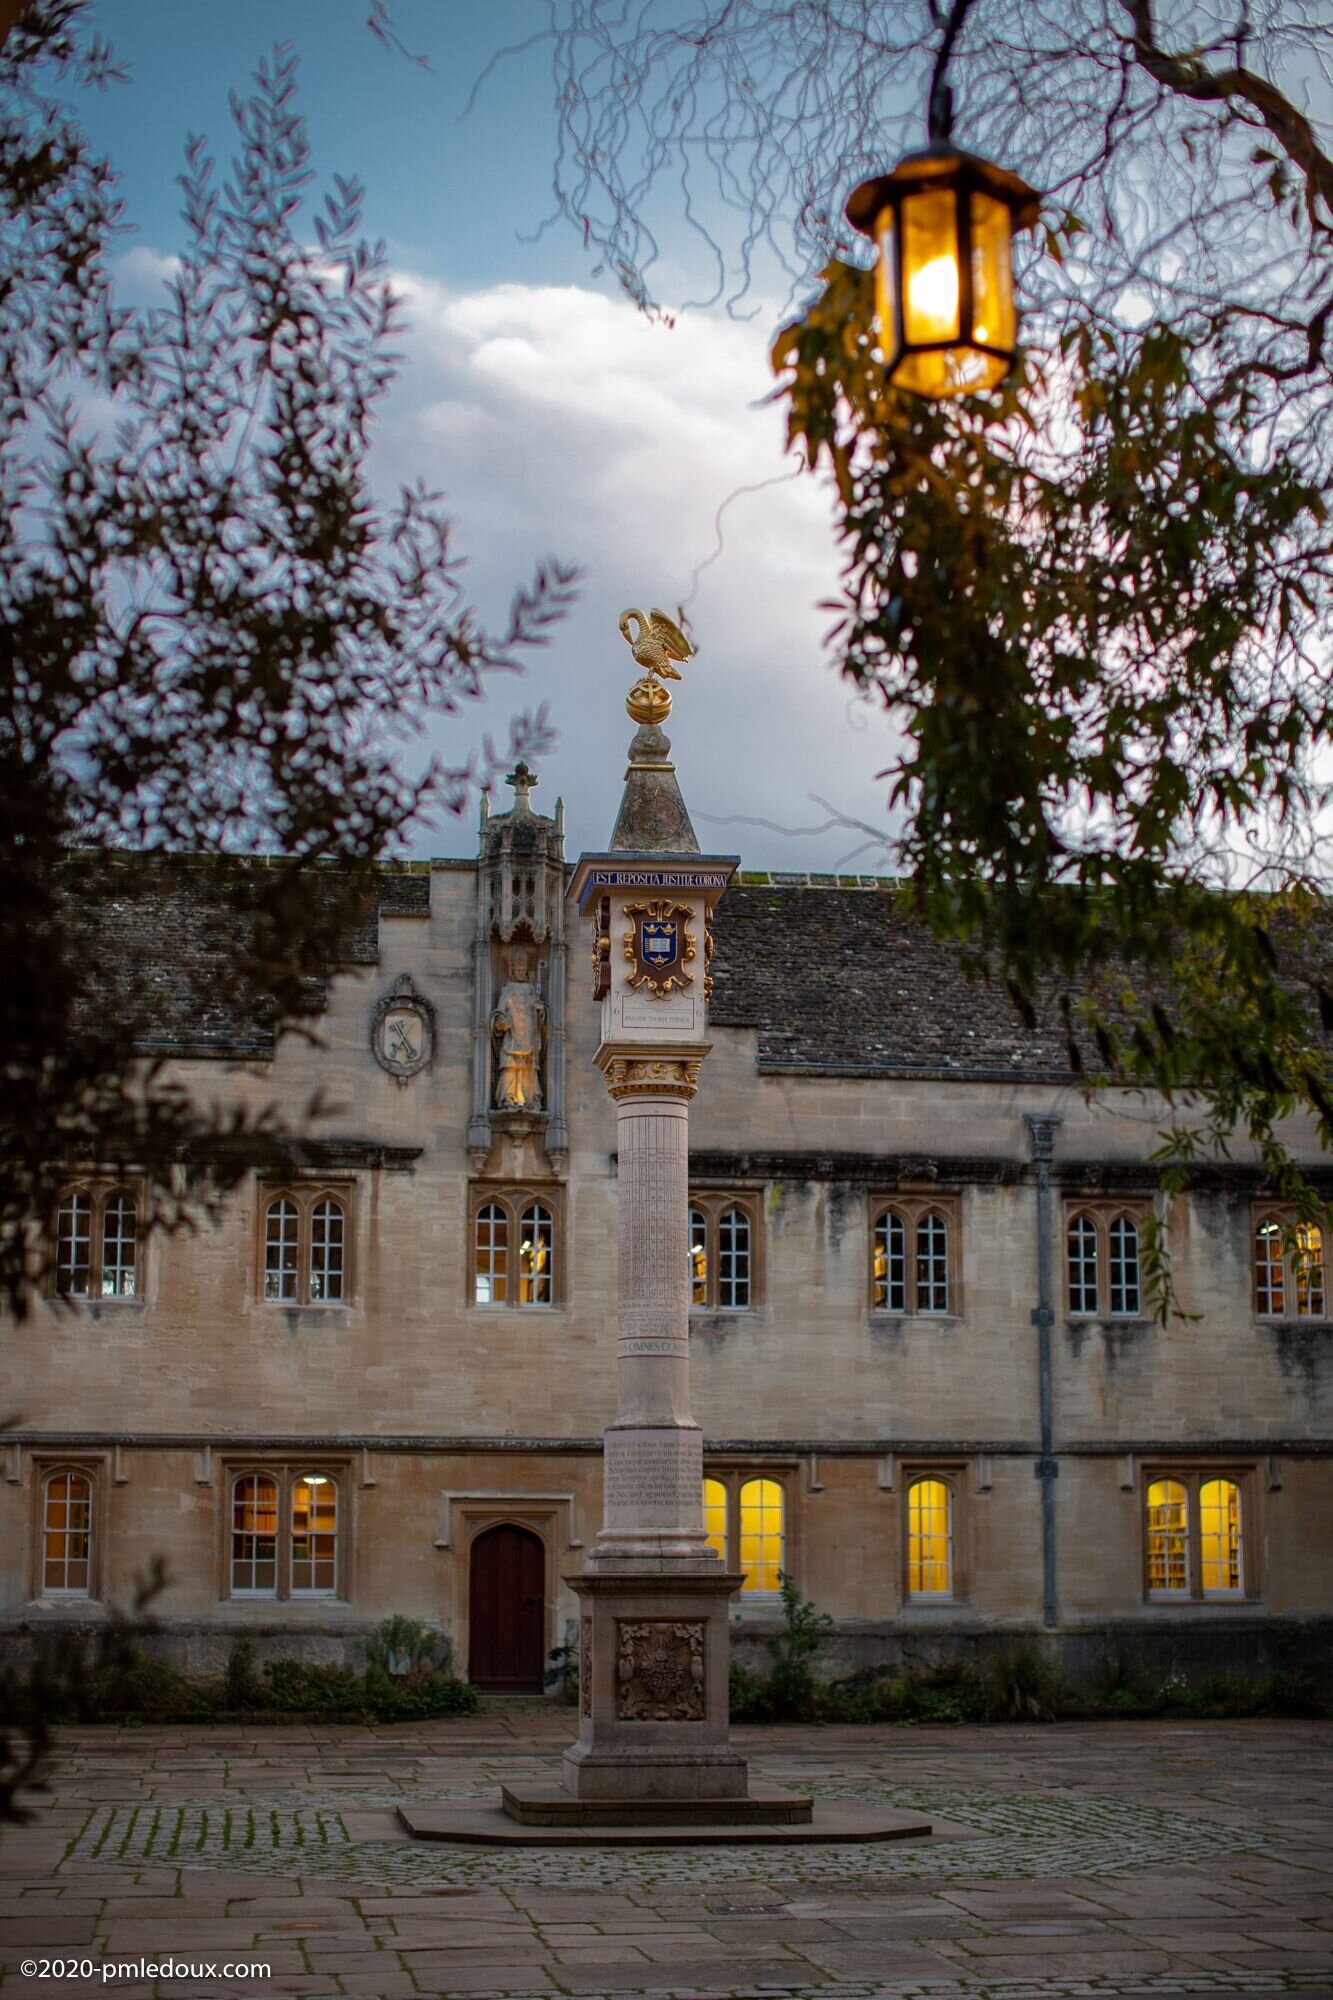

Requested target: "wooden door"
[{"left": 468, "top": 1523, "right": 546, "bottom": 1693}]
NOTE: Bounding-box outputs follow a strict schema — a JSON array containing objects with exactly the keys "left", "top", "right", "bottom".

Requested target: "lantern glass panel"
[
  {"left": 969, "top": 189, "right": 1015, "bottom": 354},
  {"left": 901, "top": 189, "right": 961, "bottom": 347},
  {"left": 873, "top": 204, "right": 897, "bottom": 358}
]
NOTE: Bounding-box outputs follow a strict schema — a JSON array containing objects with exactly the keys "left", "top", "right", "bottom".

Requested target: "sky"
[{"left": 68, "top": 0, "right": 906, "bottom": 874}]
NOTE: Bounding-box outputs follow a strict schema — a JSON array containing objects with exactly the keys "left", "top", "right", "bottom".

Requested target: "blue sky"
[{"left": 68, "top": 1, "right": 906, "bottom": 872}]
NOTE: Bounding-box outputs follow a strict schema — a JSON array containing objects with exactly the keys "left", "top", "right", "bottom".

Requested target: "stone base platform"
[
  {"left": 398, "top": 1797, "right": 934, "bottom": 1847},
  {"left": 501, "top": 1781, "right": 813, "bottom": 1825}
]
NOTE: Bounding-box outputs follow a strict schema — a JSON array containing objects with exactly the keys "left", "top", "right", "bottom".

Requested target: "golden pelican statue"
[{"left": 619, "top": 606, "right": 694, "bottom": 723}]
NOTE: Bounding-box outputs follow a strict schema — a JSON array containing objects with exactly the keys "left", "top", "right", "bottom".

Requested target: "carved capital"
[{"left": 603, "top": 1056, "right": 702, "bottom": 1101}]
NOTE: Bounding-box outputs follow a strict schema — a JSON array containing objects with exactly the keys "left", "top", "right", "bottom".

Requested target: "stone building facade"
[{"left": 3, "top": 778, "right": 1331, "bottom": 1691}]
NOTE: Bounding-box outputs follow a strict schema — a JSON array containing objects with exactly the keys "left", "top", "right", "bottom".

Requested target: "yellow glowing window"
[
  {"left": 1254, "top": 1218, "right": 1284, "bottom": 1315},
  {"left": 1199, "top": 1478, "right": 1243, "bottom": 1595},
  {"left": 42, "top": 1470, "right": 92, "bottom": 1596},
  {"left": 291, "top": 1473, "right": 338, "bottom": 1596},
  {"left": 873, "top": 1210, "right": 906, "bottom": 1311},
  {"left": 907, "top": 1478, "right": 953, "bottom": 1598},
  {"left": 1146, "top": 1478, "right": 1189, "bottom": 1594},
  {"left": 738, "top": 1477, "right": 783, "bottom": 1592},
  {"left": 1294, "top": 1222, "right": 1325, "bottom": 1318},
  {"left": 702, "top": 1477, "right": 727, "bottom": 1564},
  {"left": 689, "top": 1208, "right": 708, "bottom": 1305},
  {"left": 518, "top": 1203, "right": 554, "bottom": 1306}
]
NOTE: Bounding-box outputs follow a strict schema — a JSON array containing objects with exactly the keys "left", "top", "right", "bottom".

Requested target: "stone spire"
[{"left": 608, "top": 724, "right": 701, "bottom": 855}]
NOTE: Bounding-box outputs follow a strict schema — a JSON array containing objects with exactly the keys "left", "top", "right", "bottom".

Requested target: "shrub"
[
  {"left": 363, "top": 1616, "right": 453, "bottom": 1685},
  {"left": 224, "top": 1638, "right": 260, "bottom": 1710}
]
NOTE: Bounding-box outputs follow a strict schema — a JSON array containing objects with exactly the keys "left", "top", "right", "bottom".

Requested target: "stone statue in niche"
[{"left": 491, "top": 945, "right": 546, "bottom": 1110}]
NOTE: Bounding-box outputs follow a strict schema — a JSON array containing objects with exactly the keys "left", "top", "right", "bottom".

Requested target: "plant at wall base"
[
  {"left": 982, "top": 1646, "right": 1062, "bottom": 1723},
  {"left": 544, "top": 1641, "right": 580, "bottom": 1705},
  {"left": 363, "top": 1616, "right": 454, "bottom": 1684},
  {"left": 223, "top": 1638, "right": 260, "bottom": 1711}
]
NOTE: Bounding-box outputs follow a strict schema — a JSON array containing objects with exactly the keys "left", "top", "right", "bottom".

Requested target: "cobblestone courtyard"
[{"left": 2, "top": 1713, "right": 1332, "bottom": 2000}]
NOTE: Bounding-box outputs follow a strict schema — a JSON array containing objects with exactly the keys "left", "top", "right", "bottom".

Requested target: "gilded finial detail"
[{"left": 619, "top": 606, "right": 693, "bottom": 723}]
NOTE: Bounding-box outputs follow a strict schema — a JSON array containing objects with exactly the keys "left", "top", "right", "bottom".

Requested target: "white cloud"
[{"left": 377, "top": 276, "right": 908, "bottom": 873}]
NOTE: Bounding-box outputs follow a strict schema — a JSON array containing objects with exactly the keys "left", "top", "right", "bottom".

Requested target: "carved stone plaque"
[
  {"left": 371, "top": 973, "right": 435, "bottom": 1084},
  {"left": 615, "top": 1619, "right": 706, "bottom": 1722}
]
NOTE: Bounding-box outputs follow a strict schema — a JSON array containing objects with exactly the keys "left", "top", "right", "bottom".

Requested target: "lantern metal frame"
[{"left": 845, "top": 141, "right": 1040, "bottom": 397}]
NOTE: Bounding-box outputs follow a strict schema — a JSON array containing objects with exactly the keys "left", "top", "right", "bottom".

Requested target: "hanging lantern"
[{"left": 845, "top": 142, "right": 1039, "bottom": 398}]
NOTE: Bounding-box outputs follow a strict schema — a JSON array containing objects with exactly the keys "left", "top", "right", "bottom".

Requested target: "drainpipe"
[{"left": 1023, "top": 1113, "right": 1063, "bottom": 1630}]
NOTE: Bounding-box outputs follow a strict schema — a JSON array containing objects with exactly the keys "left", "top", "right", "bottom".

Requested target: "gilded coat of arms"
[{"left": 623, "top": 900, "right": 696, "bottom": 998}]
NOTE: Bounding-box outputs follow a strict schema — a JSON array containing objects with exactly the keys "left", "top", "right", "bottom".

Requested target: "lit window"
[
  {"left": 702, "top": 1476, "right": 727, "bottom": 1563},
  {"left": 873, "top": 1210, "right": 906, "bottom": 1312},
  {"left": 518, "top": 1202, "right": 554, "bottom": 1307},
  {"left": 1108, "top": 1214, "right": 1140, "bottom": 1316},
  {"left": 53, "top": 1186, "right": 141, "bottom": 1300},
  {"left": 1254, "top": 1210, "right": 1329, "bottom": 1320},
  {"left": 1199, "top": 1478, "right": 1243, "bottom": 1596},
  {"left": 42, "top": 1470, "right": 93, "bottom": 1596},
  {"left": 737, "top": 1477, "right": 783, "bottom": 1592},
  {"left": 915, "top": 1211, "right": 949, "bottom": 1314},
  {"left": 231, "top": 1473, "right": 279, "bottom": 1595},
  {"left": 689, "top": 1197, "right": 760, "bottom": 1311},
  {"left": 1146, "top": 1478, "right": 1190, "bottom": 1595},
  {"left": 689, "top": 1208, "right": 708, "bottom": 1305},
  {"left": 1067, "top": 1212, "right": 1099, "bottom": 1316},
  {"left": 474, "top": 1202, "right": 509, "bottom": 1304},
  {"left": 907, "top": 1477, "right": 953, "bottom": 1598},
  {"left": 262, "top": 1188, "right": 353, "bottom": 1306},
  {"left": 291, "top": 1474, "right": 338, "bottom": 1596}
]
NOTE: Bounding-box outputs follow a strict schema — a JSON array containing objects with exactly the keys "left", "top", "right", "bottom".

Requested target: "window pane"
[
  {"left": 1200, "top": 1478, "right": 1243, "bottom": 1595},
  {"left": 1295, "top": 1222, "right": 1325, "bottom": 1319},
  {"left": 291, "top": 1474, "right": 338, "bottom": 1595},
  {"left": 100, "top": 1192, "right": 138, "bottom": 1298},
  {"left": 718, "top": 1206, "right": 751, "bottom": 1309},
  {"left": 1067, "top": 1213, "right": 1098, "bottom": 1315},
  {"left": 915, "top": 1212, "right": 949, "bottom": 1314},
  {"left": 474, "top": 1203, "right": 508, "bottom": 1305},
  {"left": 232, "top": 1474, "right": 279, "bottom": 1595},
  {"left": 42, "top": 1470, "right": 92, "bottom": 1595},
  {"left": 873, "top": 1211, "right": 906, "bottom": 1312},
  {"left": 702, "top": 1477, "right": 727, "bottom": 1564},
  {"left": 1108, "top": 1215, "right": 1140, "bottom": 1316},
  {"left": 264, "top": 1198, "right": 299, "bottom": 1302},
  {"left": 309, "top": 1197, "right": 345, "bottom": 1303},
  {"left": 907, "top": 1477, "right": 953, "bottom": 1598},
  {"left": 689, "top": 1208, "right": 708, "bottom": 1306},
  {"left": 518, "top": 1203, "right": 553, "bottom": 1306},
  {"left": 56, "top": 1193, "right": 91, "bottom": 1297},
  {"left": 1146, "top": 1478, "right": 1189, "bottom": 1594},
  {"left": 1254, "top": 1218, "right": 1284, "bottom": 1315},
  {"left": 738, "top": 1477, "right": 783, "bottom": 1592}
]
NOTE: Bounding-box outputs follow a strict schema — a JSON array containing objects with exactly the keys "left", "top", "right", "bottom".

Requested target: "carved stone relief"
[
  {"left": 615, "top": 1618, "right": 706, "bottom": 1722},
  {"left": 580, "top": 1615, "right": 593, "bottom": 1718}
]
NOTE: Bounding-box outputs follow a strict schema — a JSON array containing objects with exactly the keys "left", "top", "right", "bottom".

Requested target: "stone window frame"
[
  {"left": 49, "top": 1179, "right": 145, "bottom": 1302},
  {"left": 869, "top": 1193, "right": 962, "bottom": 1317},
  {"left": 255, "top": 1180, "right": 355, "bottom": 1307},
  {"left": 689, "top": 1189, "right": 764, "bottom": 1313},
  {"left": 32, "top": 1456, "right": 106, "bottom": 1603},
  {"left": 1141, "top": 1463, "right": 1258, "bottom": 1604},
  {"left": 1062, "top": 1199, "right": 1152, "bottom": 1319},
  {"left": 1251, "top": 1205, "right": 1330, "bottom": 1321},
  {"left": 700, "top": 1461, "right": 794, "bottom": 1598},
  {"left": 221, "top": 1460, "right": 349, "bottom": 1603},
  {"left": 900, "top": 1462, "right": 970, "bottom": 1606},
  {"left": 468, "top": 1184, "right": 564, "bottom": 1310}
]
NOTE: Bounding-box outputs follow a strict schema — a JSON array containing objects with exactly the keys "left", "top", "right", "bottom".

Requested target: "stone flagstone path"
[{"left": 1, "top": 1713, "right": 1331, "bottom": 2000}]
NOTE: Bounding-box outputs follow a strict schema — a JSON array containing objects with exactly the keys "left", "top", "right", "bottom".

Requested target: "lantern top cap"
[{"left": 845, "top": 141, "right": 1040, "bottom": 237}]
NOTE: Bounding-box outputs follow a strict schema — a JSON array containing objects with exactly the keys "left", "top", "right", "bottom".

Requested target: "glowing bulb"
[
  {"left": 974, "top": 323, "right": 988, "bottom": 341},
  {"left": 907, "top": 252, "right": 959, "bottom": 334}
]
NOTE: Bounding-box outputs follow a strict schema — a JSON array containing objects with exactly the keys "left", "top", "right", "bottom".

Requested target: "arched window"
[
  {"left": 55, "top": 1193, "right": 92, "bottom": 1297},
  {"left": 231, "top": 1473, "right": 279, "bottom": 1595},
  {"left": 702, "top": 1477, "right": 727, "bottom": 1564},
  {"left": 1254, "top": 1216, "right": 1285, "bottom": 1315},
  {"left": 99, "top": 1191, "right": 138, "bottom": 1298},
  {"left": 42, "top": 1470, "right": 93, "bottom": 1596},
  {"left": 1146, "top": 1478, "right": 1190, "bottom": 1595},
  {"left": 717, "top": 1206, "right": 751, "bottom": 1309},
  {"left": 1294, "top": 1222, "right": 1326, "bottom": 1318},
  {"left": 474, "top": 1202, "right": 509, "bottom": 1305},
  {"left": 518, "top": 1203, "right": 554, "bottom": 1306},
  {"left": 873, "top": 1210, "right": 907, "bottom": 1312},
  {"left": 308, "top": 1197, "right": 345, "bottom": 1303},
  {"left": 915, "top": 1211, "right": 949, "bottom": 1314},
  {"left": 264, "top": 1198, "right": 300, "bottom": 1302},
  {"left": 1199, "top": 1478, "right": 1243, "bottom": 1596},
  {"left": 1253, "top": 1210, "right": 1330, "bottom": 1320},
  {"left": 738, "top": 1477, "right": 783, "bottom": 1592},
  {"left": 291, "top": 1473, "right": 338, "bottom": 1595},
  {"left": 1067, "top": 1212, "right": 1099, "bottom": 1316},
  {"left": 907, "top": 1477, "right": 953, "bottom": 1598},
  {"left": 689, "top": 1208, "right": 708, "bottom": 1305},
  {"left": 1108, "top": 1214, "right": 1141, "bottom": 1316}
]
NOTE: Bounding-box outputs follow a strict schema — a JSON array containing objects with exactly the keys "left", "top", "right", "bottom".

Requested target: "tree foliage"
[
  {"left": 516, "top": 0, "right": 1333, "bottom": 1303},
  {"left": 0, "top": 1, "right": 577, "bottom": 1316}
]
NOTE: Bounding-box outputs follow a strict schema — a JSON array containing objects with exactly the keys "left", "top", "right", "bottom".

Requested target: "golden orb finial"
[{"left": 619, "top": 604, "right": 694, "bottom": 723}]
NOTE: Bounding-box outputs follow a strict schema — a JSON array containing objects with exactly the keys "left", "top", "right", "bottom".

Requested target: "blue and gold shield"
[
  {"left": 642, "top": 919, "right": 678, "bottom": 968},
  {"left": 624, "top": 901, "right": 696, "bottom": 997}
]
